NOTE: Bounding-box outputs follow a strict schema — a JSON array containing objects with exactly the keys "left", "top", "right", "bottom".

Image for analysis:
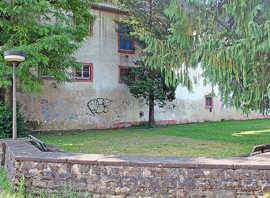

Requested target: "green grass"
[
  {"left": 37, "top": 118, "right": 270, "bottom": 157},
  {"left": 0, "top": 166, "right": 12, "bottom": 194},
  {"left": 0, "top": 166, "right": 87, "bottom": 198}
]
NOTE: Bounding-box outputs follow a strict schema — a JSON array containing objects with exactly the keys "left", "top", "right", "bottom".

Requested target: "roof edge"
[{"left": 91, "top": 3, "right": 128, "bottom": 15}]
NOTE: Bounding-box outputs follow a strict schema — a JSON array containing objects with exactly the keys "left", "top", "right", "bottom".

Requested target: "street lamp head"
[{"left": 3, "top": 51, "right": 26, "bottom": 63}]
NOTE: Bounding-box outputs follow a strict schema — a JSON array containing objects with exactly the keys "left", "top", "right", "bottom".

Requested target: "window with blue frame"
[{"left": 118, "top": 24, "right": 135, "bottom": 53}]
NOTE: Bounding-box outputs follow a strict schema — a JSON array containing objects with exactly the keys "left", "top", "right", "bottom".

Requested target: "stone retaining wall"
[{"left": 1, "top": 139, "right": 270, "bottom": 197}]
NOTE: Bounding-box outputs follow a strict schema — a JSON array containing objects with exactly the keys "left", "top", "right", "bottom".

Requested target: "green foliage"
[
  {"left": 124, "top": 64, "right": 177, "bottom": 106},
  {"left": 139, "top": 0, "right": 270, "bottom": 115},
  {"left": 0, "top": 0, "right": 96, "bottom": 93},
  {"left": 17, "top": 175, "right": 25, "bottom": 196},
  {"left": 142, "top": 1, "right": 197, "bottom": 88},
  {"left": 116, "top": 0, "right": 180, "bottom": 126},
  {"left": 116, "top": 0, "right": 171, "bottom": 39},
  {"left": 116, "top": 0, "right": 196, "bottom": 89},
  {"left": 0, "top": 102, "right": 25, "bottom": 138},
  {"left": 0, "top": 166, "right": 12, "bottom": 193},
  {"left": 186, "top": 0, "right": 270, "bottom": 114}
]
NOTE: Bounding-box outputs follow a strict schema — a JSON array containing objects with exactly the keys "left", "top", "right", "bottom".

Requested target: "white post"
[{"left": 12, "top": 62, "right": 17, "bottom": 140}]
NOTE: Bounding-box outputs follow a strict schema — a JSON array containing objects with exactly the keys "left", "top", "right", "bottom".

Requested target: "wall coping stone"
[{"left": 3, "top": 139, "right": 270, "bottom": 170}]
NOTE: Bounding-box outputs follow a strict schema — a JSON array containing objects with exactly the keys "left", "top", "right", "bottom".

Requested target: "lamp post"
[{"left": 3, "top": 51, "right": 26, "bottom": 140}]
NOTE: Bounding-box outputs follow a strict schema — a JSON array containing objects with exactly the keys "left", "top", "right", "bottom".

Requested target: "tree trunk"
[{"left": 148, "top": 93, "right": 155, "bottom": 127}]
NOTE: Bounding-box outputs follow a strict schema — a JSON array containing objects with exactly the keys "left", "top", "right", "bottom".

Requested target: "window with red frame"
[
  {"left": 75, "top": 63, "right": 93, "bottom": 81},
  {"left": 118, "top": 24, "right": 135, "bottom": 54},
  {"left": 205, "top": 96, "right": 214, "bottom": 110},
  {"left": 119, "top": 66, "right": 134, "bottom": 84}
]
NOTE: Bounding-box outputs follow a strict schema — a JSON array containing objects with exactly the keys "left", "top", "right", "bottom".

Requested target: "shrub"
[{"left": 0, "top": 102, "right": 25, "bottom": 138}]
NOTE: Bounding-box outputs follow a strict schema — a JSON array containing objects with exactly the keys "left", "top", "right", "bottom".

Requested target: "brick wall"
[{"left": 1, "top": 139, "right": 270, "bottom": 198}]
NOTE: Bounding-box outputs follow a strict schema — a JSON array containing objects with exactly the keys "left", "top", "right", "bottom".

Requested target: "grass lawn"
[{"left": 37, "top": 119, "right": 270, "bottom": 157}]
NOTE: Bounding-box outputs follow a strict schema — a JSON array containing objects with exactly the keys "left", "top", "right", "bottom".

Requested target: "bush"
[{"left": 0, "top": 102, "right": 25, "bottom": 138}]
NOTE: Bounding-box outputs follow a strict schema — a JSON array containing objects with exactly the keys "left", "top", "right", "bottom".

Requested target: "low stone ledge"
[
  {"left": 3, "top": 139, "right": 270, "bottom": 169},
  {"left": 2, "top": 139, "right": 270, "bottom": 197},
  {"left": 12, "top": 151, "right": 270, "bottom": 170}
]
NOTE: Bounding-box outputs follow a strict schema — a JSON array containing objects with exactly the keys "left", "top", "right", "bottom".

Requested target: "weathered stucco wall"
[
  {"left": 2, "top": 140, "right": 270, "bottom": 197},
  {"left": 17, "top": 8, "right": 265, "bottom": 130}
]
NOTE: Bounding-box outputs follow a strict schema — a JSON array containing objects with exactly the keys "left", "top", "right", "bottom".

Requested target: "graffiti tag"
[
  {"left": 87, "top": 98, "right": 112, "bottom": 116},
  {"left": 39, "top": 98, "right": 78, "bottom": 121}
]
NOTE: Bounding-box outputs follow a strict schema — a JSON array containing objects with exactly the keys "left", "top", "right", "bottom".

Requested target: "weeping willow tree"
[{"left": 144, "top": 0, "right": 270, "bottom": 114}]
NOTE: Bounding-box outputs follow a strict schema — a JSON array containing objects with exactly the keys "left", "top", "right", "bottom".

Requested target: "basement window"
[{"left": 75, "top": 63, "right": 93, "bottom": 82}]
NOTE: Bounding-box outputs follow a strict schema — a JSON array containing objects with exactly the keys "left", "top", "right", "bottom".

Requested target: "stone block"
[
  {"left": 47, "top": 163, "right": 62, "bottom": 172},
  {"left": 91, "top": 166, "right": 101, "bottom": 176},
  {"left": 123, "top": 167, "right": 141, "bottom": 177},
  {"left": 203, "top": 169, "right": 225, "bottom": 179},
  {"left": 181, "top": 178, "right": 195, "bottom": 190},
  {"left": 240, "top": 180, "right": 260, "bottom": 191},
  {"left": 175, "top": 189, "right": 188, "bottom": 198},
  {"left": 142, "top": 168, "right": 152, "bottom": 177},
  {"left": 204, "top": 190, "right": 237, "bottom": 198},
  {"left": 262, "top": 184, "right": 270, "bottom": 193},
  {"left": 31, "top": 179, "right": 48, "bottom": 188},
  {"left": 115, "top": 187, "right": 131, "bottom": 195},
  {"left": 19, "top": 161, "right": 33, "bottom": 171},
  {"left": 264, "top": 170, "right": 270, "bottom": 179},
  {"left": 121, "top": 176, "right": 138, "bottom": 187},
  {"left": 186, "top": 169, "right": 205, "bottom": 179},
  {"left": 150, "top": 168, "right": 170, "bottom": 177},
  {"left": 78, "top": 164, "right": 91, "bottom": 174}
]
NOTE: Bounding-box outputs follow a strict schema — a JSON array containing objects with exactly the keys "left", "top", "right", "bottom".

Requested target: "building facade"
[{"left": 17, "top": 3, "right": 264, "bottom": 130}]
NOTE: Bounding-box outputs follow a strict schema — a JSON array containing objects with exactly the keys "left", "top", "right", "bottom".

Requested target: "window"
[
  {"left": 40, "top": 67, "right": 54, "bottom": 79},
  {"left": 75, "top": 63, "right": 93, "bottom": 82},
  {"left": 119, "top": 65, "right": 134, "bottom": 84},
  {"left": 221, "top": 96, "right": 231, "bottom": 109},
  {"left": 205, "top": 96, "right": 214, "bottom": 110},
  {"left": 118, "top": 24, "right": 135, "bottom": 54}
]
